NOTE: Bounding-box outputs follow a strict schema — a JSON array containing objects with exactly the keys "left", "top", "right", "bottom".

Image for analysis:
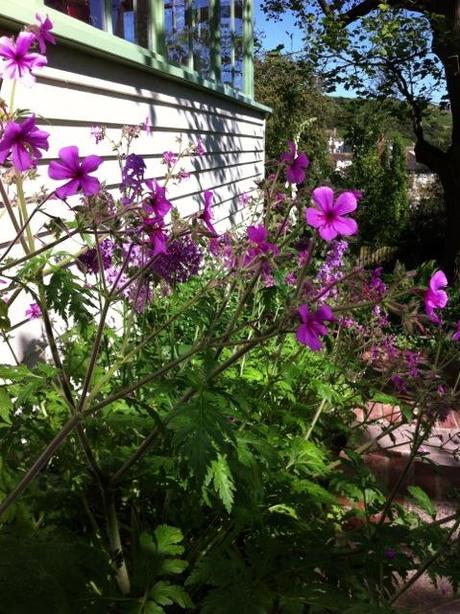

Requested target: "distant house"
[
  {"left": 327, "top": 129, "right": 435, "bottom": 203},
  {"left": 0, "top": 0, "right": 268, "bottom": 229},
  {"left": 404, "top": 148, "right": 436, "bottom": 203}
]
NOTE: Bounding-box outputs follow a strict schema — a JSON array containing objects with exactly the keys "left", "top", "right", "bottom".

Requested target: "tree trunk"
[{"left": 416, "top": 9, "right": 460, "bottom": 279}]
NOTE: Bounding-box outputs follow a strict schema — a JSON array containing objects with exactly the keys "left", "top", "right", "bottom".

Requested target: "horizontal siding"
[{"left": 0, "top": 44, "right": 266, "bottom": 364}]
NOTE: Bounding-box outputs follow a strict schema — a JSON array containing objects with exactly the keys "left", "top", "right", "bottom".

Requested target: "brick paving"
[{"left": 355, "top": 404, "right": 460, "bottom": 611}]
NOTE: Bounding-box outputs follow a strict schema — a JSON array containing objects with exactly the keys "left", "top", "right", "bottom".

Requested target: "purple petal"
[
  {"left": 80, "top": 175, "right": 101, "bottom": 196},
  {"left": 247, "top": 225, "right": 268, "bottom": 244},
  {"left": 315, "top": 304, "right": 334, "bottom": 322},
  {"left": 11, "top": 143, "right": 33, "bottom": 171},
  {"left": 297, "top": 304, "right": 309, "bottom": 323},
  {"left": 312, "top": 186, "right": 334, "bottom": 212},
  {"left": 55, "top": 179, "right": 81, "bottom": 198},
  {"left": 333, "top": 216, "right": 358, "bottom": 236},
  {"left": 430, "top": 270, "right": 448, "bottom": 292},
  {"left": 14, "top": 32, "right": 35, "bottom": 56},
  {"left": 296, "top": 324, "right": 322, "bottom": 351},
  {"left": 305, "top": 208, "right": 325, "bottom": 228},
  {"left": 57, "top": 146, "right": 80, "bottom": 172},
  {"left": 48, "top": 160, "right": 74, "bottom": 180},
  {"left": 334, "top": 192, "right": 357, "bottom": 215},
  {"left": 318, "top": 224, "right": 338, "bottom": 241},
  {"left": 286, "top": 165, "right": 305, "bottom": 184},
  {"left": 81, "top": 154, "right": 102, "bottom": 173}
]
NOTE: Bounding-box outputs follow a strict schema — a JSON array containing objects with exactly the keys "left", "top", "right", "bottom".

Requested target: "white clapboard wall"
[{"left": 0, "top": 43, "right": 267, "bottom": 365}]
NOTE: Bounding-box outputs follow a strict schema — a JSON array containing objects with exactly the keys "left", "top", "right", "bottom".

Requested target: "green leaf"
[
  {"left": 205, "top": 454, "right": 235, "bottom": 514},
  {"left": 161, "top": 559, "right": 188, "bottom": 575},
  {"left": 0, "top": 389, "right": 12, "bottom": 424},
  {"left": 153, "top": 525, "right": 185, "bottom": 557},
  {"left": 407, "top": 485, "right": 436, "bottom": 518},
  {"left": 149, "top": 580, "right": 193, "bottom": 609},
  {"left": 268, "top": 503, "right": 298, "bottom": 519}
]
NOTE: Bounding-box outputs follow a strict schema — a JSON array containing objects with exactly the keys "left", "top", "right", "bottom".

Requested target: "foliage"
[
  {"left": 0, "top": 16, "right": 459, "bottom": 614},
  {"left": 254, "top": 52, "right": 333, "bottom": 183}
]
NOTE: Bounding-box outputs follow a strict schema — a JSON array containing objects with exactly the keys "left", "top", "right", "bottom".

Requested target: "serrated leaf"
[
  {"left": 206, "top": 454, "right": 235, "bottom": 514},
  {"left": 268, "top": 503, "right": 298, "bottom": 519},
  {"left": 161, "top": 559, "right": 188, "bottom": 575},
  {"left": 407, "top": 485, "right": 436, "bottom": 518},
  {"left": 149, "top": 580, "right": 193, "bottom": 609},
  {"left": 0, "top": 389, "right": 12, "bottom": 424}
]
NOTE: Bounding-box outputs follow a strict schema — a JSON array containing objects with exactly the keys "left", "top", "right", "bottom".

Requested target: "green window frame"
[{"left": 0, "top": 0, "right": 267, "bottom": 111}]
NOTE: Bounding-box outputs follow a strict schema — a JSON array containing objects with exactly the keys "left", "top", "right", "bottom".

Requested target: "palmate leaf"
[
  {"left": 45, "top": 268, "right": 93, "bottom": 327},
  {"left": 204, "top": 453, "right": 235, "bottom": 513},
  {"left": 149, "top": 580, "right": 193, "bottom": 609},
  {"left": 169, "top": 391, "right": 235, "bottom": 481}
]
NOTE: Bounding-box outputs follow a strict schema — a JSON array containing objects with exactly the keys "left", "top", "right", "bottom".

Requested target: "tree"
[
  {"left": 254, "top": 52, "right": 333, "bottom": 183},
  {"left": 262, "top": 0, "right": 460, "bottom": 278}
]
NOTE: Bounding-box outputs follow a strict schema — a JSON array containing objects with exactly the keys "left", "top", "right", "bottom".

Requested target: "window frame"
[{"left": 0, "top": 0, "right": 268, "bottom": 112}]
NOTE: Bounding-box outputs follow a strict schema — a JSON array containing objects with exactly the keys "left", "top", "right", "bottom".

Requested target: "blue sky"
[
  {"left": 254, "top": 1, "right": 304, "bottom": 53},
  {"left": 254, "top": 1, "right": 354, "bottom": 97}
]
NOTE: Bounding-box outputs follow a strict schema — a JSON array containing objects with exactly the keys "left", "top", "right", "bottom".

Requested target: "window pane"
[
  {"left": 221, "top": 0, "right": 242, "bottom": 90},
  {"left": 112, "top": 0, "right": 135, "bottom": 43},
  {"left": 192, "top": 0, "right": 211, "bottom": 77},
  {"left": 44, "top": 0, "right": 105, "bottom": 30},
  {"left": 164, "top": 0, "right": 189, "bottom": 67}
]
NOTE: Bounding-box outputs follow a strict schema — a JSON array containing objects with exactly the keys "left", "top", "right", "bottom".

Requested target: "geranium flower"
[
  {"left": 143, "top": 179, "right": 171, "bottom": 222},
  {"left": 143, "top": 220, "right": 168, "bottom": 255},
  {"left": 306, "top": 187, "right": 358, "bottom": 241},
  {"left": 200, "top": 190, "right": 217, "bottom": 235},
  {"left": 296, "top": 304, "right": 334, "bottom": 351},
  {"left": 247, "top": 225, "right": 279, "bottom": 255},
  {"left": 195, "top": 139, "right": 206, "bottom": 156},
  {"left": 48, "top": 146, "right": 102, "bottom": 198},
  {"left": 424, "top": 270, "right": 448, "bottom": 323},
  {"left": 0, "top": 115, "right": 49, "bottom": 171},
  {"left": 162, "top": 151, "right": 177, "bottom": 167},
  {"left": 30, "top": 14, "right": 56, "bottom": 53},
  {"left": 280, "top": 141, "right": 309, "bottom": 184},
  {"left": 25, "top": 302, "right": 41, "bottom": 320},
  {"left": 453, "top": 321, "right": 460, "bottom": 342},
  {"left": 0, "top": 32, "right": 47, "bottom": 86}
]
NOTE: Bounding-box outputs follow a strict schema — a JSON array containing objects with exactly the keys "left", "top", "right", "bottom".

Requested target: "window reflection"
[
  {"left": 44, "top": 0, "right": 104, "bottom": 30},
  {"left": 45, "top": 0, "right": 245, "bottom": 91}
]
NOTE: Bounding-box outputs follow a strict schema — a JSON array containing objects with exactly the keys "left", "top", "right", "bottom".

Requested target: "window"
[
  {"left": 45, "top": 1, "right": 104, "bottom": 30},
  {"left": 45, "top": 0, "right": 252, "bottom": 94}
]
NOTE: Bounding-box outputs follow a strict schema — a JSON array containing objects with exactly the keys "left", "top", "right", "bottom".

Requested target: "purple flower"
[
  {"left": 384, "top": 548, "right": 397, "bottom": 560},
  {"left": 452, "top": 321, "right": 460, "bottom": 342},
  {"left": 424, "top": 270, "right": 448, "bottom": 323},
  {"left": 177, "top": 169, "right": 190, "bottom": 181},
  {"left": 143, "top": 179, "right": 171, "bottom": 222},
  {"left": 245, "top": 225, "right": 279, "bottom": 261},
  {"left": 317, "top": 239, "right": 348, "bottom": 301},
  {"left": 0, "top": 32, "right": 47, "bottom": 87},
  {"left": 121, "top": 153, "right": 146, "bottom": 204},
  {"left": 25, "top": 302, "right": 41, "bottom": 320},
  {"left": 90, "top": 125, "right": 105, "bottom": 145},
  {"left": 48, "top": 146, "right": 102, "bottom": 198},
  {"left": 200, "top": 190, "right": 217, "bottom": 235},
  {"left": 78, "top": 239, "right": 114, "bottom": 274},
  {"left": 239, "top": 192, "right": 250, "bottom": 206},
  {"left": 296, "top": 304, "right": 334, "bottom": 351},
  {"left": 162, "top": 151, "right": 177, "bottom": 167},
  {"left": 194, "top": 138, "right": 206, "bottom": 156},
  {"left": 143, "top": 219, "right": 168, "bottom": 256},
  {"left": 152, "top": 236, "right": 202, "bottom": 284},
  {"left": 0, "top": 115, "right": 49, "bottom": 171},
  {"left": 306, "top": 187, "right": 358, "bottom": 241},
  {"left": 142, "top": 115, "right": 153, "bottom": 135},
  {"left": 30, "top": 14, "right": 56, "bottom": 54},
  {"left": 280, "top": 141, "right": 309, "bottom": 184}
]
